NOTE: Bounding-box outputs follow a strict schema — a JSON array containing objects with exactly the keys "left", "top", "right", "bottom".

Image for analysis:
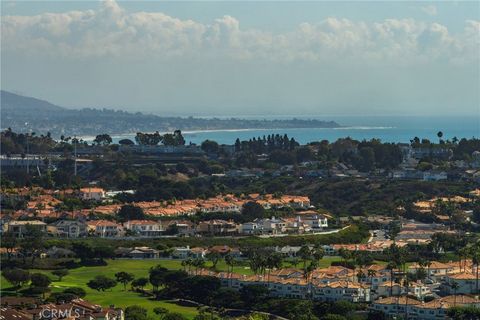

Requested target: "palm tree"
[
  {"left": 451, "top": 281, "right": 459, "bottom": 306},
  {"left": 425, "top": 260, "right": 432, "bottom": 282},
  {"left": 357, "top": 270, "right": 366, "bottom": 283},
  {"left": 437, "top": 131, "right": 443, "bottom": 143},
  {"left": 299, "top": 245, "right": 312, "bottom": 270},
  {"left": 404, "top": 278, "right": 410, "bottom": 320},
  {"left": 303, "top": 260, "right": 318, "bottom": 300},
  {"left": 265, "top": 252, "right": 283, "bottom": 289},
  {"left": 367, "top": 269, "right": 377, "bottom": 300},
  {"left": 225, "top": 254, "right": 236, "bottom": 288},
  {"left": 470, "top": 246, "right": 480, "bottom": 294},
  {"left": 386, "top": 261, "right": 397, "bottom": 297},
  {"left": 458, "top": 247, "right": 469, "bottom": 272}
]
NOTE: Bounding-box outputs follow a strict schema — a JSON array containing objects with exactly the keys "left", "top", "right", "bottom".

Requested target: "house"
[
  {"left": 298, "top": 214, "right": 328, "bottom": 230},
  {"left": 124, "top": 220, "right": 163, "bottom": 237},
  {"left": 408, "top": 281, "right": 432, "bottom": 300},
  {"left": 256, "top": 217, "right": 287, "bottom": 234},
  {"left": 371, "top": 296, "right": 422, "bottom": 318},
  {"left": 412, "top": 147, "right": 452, "bottom": 160},
  {"left": 409, "top": 295, "right": 480, "bottom": 320},
  {"left": 165, "top": 220, "right": 195, "bottom": 236},
  {"left": 3, "top": 220, "right": 47, "bottom": 238},
  {"left": 190, "top": 247, "right": 207, "bottom": 259},
  {"left": 197, "top": 268, "right": 369, "bottom": 302},
  {"left": 0, "top": 308, "right": 31, "bottom": 320},
  {"left": 1, "top": 298, "right": 124, "bottom": 320},
  {"left": 86, "top": 220, "right": 122, "bottom": 238},
  {"left": 240, "top": 222, "right": 260, "bottom": 234},
  {"left": 408, "top": 261, "right": 454, "bottom": 280},
  {"left": 45, "top": 246, "right": 76, "bottom": 259},
  {"left": 79, "top": 187, "right": 105, "bottom": 201},
  {"left": 312, "top": 281, "right": 370, "bottom": 302},
  {"left": 443, "top": 272, "right": 477, "bottom": 294},
  {"left": 50, "top": 220, "right": 87, "bottom": 238},
  {"left": 208, "top": 245, "right": 236, "bottom": 255},
  {"left": 171, "top": 246, "right": 193, "bottom": 259},
  {"left": 115, "top": 246, "right": 160, "bottom": 259},
  {"left": 423, "top": 171, "right": 448, "bottom": 181},
  {"left": 274, "top": 245, "right": 303, "bottom": 257},
  {"left": 196, "top": 219, "right": 238, "bottom": 236}
]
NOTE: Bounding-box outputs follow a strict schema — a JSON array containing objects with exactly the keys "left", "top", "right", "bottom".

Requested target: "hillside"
[{"left": 0, "top": 91, "right": 340, "bottom": 137}]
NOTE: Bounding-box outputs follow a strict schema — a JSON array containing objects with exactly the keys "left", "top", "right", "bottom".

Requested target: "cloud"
[
  {"left": 1, "top": 0, "right": 477, "bottom": 65},
  {"left": 421, "top": 5, "right": 437, "bottom": 16}
]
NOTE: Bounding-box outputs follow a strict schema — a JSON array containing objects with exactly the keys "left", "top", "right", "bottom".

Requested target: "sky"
[{"left": 1, "top": 0, "right": 479, "bottom": 116}]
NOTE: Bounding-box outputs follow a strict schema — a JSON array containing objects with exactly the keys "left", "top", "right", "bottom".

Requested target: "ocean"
[{"left": 101, "top": 115, "right": 480, "bottom": 145}]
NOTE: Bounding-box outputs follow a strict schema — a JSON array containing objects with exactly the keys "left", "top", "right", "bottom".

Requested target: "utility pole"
[{"left": 74, "top": 135, "right": 77, "bottom": 176}]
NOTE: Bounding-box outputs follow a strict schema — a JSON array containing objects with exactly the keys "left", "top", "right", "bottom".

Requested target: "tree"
[
  {"left": 451, "top": 281, "right": 459, "bottom": 306},
  {"left": 135, "top": 131, "right": 162, "bottom": 146},
  {"left": 242, "top": 201, "right": 265, "bottom": 221},
  {"left": 163, "top": 313, "right": 187, "bottom": 320},
  {"left": 149, "top": 265, "right": 169, "bottom": 294},
  {"left": 470, "top": 245, "right": 480, "bottom": 294},
  {"left": 240, "top": 284, "right": 269, "bottom": 306},
  {"left": 18, "top": 224, "right": 45, "bottom": 266},
  {"left": 225, "top": 254, "right": 237, "bottom": 287},
  {"left": 117, "top": 205, "right": 145, "bottom": 222},
  {"left": 1, "top": 231, "right": 17, "bottom": 261},
  {"left": 125, "top": 305, "right": 147, "bottom": 320},
  {"left": 30, "top": 273, "right": 52, "bottom": 298},
  {"left": 437, "top": 131, "right": 443, "bottom": 139},
  {"left": 52, "top": 269, "right": 69, "bottom": 281},
  {"left": 2, "top": 268, "right": 30, "bottom": 291},
  {"left": 299, "top": 245, "right": 313, "bottom": 269},
  {"left": 87, "top": 275, "right": 117, "bottom": 291},
  {"left": 153, "top": 307, "right": 169, "bottom": 319},
  {"left": 30, "top": 273, "right": 51, "bottom": 288},
  {"left": 447, "top": 306, "right": 480, "bottom": 320},
  {"left": 63, "top": 287, "right": 86, "bottom": 298},
  {"left": 163, "top": 130, "right": 186, "bottom": 146},
  {"left": 205, "top": 251, "right": 221, "bottom": 269},
  {"left": 131, "top": 277, "right": 148, "bottom": 291},
  {"left": 93, "top": 134, "right": 112, "bottom": 146},
  {"left": 357, "top": 147, "right": 375, "bottom": 172},
  {"left": 201, "top": 140, "right": 219, "bottom": 154},
  {"left": 115, "top": 272, "right": 135, "bottom": 291}
]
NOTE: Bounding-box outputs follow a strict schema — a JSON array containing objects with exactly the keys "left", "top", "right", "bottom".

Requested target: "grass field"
[{"left": 0, "top": 256, "right": 349, "bottom": 318}]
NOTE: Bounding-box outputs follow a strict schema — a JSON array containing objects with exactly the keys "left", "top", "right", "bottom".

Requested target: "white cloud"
[
  {"left": 1, "top": 0, "right": 477, "bottom": 65},
  {"left": 421, "top": 5, "right": 437, "bottom": 16}
]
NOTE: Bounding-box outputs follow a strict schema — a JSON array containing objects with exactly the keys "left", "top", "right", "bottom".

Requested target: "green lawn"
[
  {"left": 2, "top": 260, "right": 200, "bottom": 319},
  {"left": 0, "top": 256, "right": 349, "bottom": 318}
]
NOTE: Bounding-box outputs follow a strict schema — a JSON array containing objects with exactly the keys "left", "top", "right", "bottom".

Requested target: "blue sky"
[{"left": 1, "top": 1, "right": 479, "bottom": 116}]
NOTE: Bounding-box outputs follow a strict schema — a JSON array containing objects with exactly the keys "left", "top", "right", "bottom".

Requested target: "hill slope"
[{"left": 1, "top": 90, "right": 65, "bottom": 113}]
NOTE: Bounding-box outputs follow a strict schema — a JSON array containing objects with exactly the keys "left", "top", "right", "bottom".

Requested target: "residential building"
[
  {"left": 410, "top": 295, "right": 480, "bottom": 320},
  {"left": 79, "top": 187, "right": 105, "bottom": 201},
  {"left": 298, "top": 214, "right": 328, "bottom": 230},
  {"left": 196, "top": 219, "right": 238, "bottom": 236},
  {"left": 240, "top": 222, "right": 259, "bottom": 235},
  {"left": 124, "top": 220, "right": 163, "bottom": 237},
  {"left": 49, "top": 220, "right": 87, "bottom": 238},
  {"left": 443, "top": 272, "right": 477, "bottom": 294},
  {"left": 115, "top": 246, "right": 160, "bottom": 259},
  {"left": 3, "top": 220, "right": 47, "bottom": 238},
  {"left": 86, "top": 220, "right": 122, "bottom": 238}
]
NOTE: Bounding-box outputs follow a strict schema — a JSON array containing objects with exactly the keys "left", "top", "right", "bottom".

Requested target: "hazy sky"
[{"left": 1, "top": 0, "right": 479, "bottom": 116}]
